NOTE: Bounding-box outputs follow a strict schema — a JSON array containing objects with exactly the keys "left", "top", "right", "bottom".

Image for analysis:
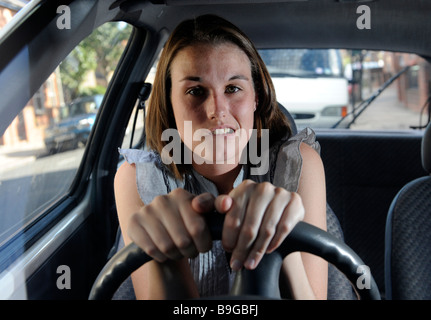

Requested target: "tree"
[{"left": 59, "top": 22, "right": 132, "bottom": 102}]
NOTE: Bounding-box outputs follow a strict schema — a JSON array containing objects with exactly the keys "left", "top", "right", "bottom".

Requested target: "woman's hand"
[
  {"left": 127, "top": 180, "right": 305, "bottom": 271},
  {"left": 127, "top": 189, "right": 217, "bottom": 263},
  {"left": 215, "top": 179, "right": 305, "bottom": 271}
]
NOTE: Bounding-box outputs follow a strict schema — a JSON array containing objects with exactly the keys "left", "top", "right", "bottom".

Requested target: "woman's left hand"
[{"left": 214, "top": 179, "right": 305, "bottom": 271}]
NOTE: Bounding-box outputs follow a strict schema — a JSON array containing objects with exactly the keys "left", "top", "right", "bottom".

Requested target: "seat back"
[
  {"left": 278, "top": 102, "right": 298, "bottom": 135},
  {"left": 280, "top": 102, "right": 355, "bottom": 299},
  {"left": 385, "top": 122, "right": 431, "bottom": 299}
]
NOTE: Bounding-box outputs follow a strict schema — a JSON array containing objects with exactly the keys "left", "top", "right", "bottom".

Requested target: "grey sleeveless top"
[{"left": 114, "top": 128, "right": 319, "bottom": 298}]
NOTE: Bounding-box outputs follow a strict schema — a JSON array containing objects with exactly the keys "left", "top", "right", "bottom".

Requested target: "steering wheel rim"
[{"left": 89, "top": 214, "right": 381, "bottom": 300}]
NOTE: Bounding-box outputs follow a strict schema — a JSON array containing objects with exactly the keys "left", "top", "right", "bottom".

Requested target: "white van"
[{"left": 259, "top": 49, "right": 349, "bottom": 129}]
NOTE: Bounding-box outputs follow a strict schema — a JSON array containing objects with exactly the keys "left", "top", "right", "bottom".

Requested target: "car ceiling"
[{"left": 115, "top": 0, "right": 431, "bottom": 58}]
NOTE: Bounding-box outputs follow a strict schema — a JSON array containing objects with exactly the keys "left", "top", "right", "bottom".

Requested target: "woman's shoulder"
[
  {"left": 117, "top": 148, "right": 184, "bottom": 204},
  {"left": 282, "top": 127, "right": 320, "bottom": 154},
  {"left": 118, "top": 148, "right": 160, "bottom": 165},
  {"left": 272, "top": 128, "right": 321, "bottom": 192}
]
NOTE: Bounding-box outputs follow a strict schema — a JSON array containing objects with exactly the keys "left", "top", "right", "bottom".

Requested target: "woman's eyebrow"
[
  {"left": 179, "top": 75, "right": 250, "bottom": 82},
  {"left": 229, "top": 74, "right": 250, "bottom": 81},
  {"left": 180, "top": 76, "right": 201, "bottom": 82}
]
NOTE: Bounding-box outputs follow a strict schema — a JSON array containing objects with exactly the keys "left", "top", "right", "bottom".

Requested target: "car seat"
[
  {"left": 278, "top": 102, "right": 355, "bottom": 299},
  {"left": 384, "top": 121, "right": 431, "bottom": 300}
]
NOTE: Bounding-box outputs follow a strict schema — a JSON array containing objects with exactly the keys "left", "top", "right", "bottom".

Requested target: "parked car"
[
  {"left": 0, "top": 0, "right": 430, "bottom": 306},
  {"left": 260, "top": 49, "right": 349, "bottom": 129},
  {"left": 44, "top": 95, "right": 103, "bottom": 153}
]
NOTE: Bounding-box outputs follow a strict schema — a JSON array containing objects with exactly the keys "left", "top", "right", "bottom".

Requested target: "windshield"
[{"left": 259, "top": 49, "right": 343, "bottom": 78}]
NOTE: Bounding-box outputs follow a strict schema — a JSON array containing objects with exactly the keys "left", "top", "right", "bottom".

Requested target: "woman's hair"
[{"left": 146, "top": 14, "right": 292, "bottom": 179}]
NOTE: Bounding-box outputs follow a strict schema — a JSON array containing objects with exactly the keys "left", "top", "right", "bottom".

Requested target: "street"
[
  {"left": 349, "top": 85, "right": 423, "bottom": 131},
  {"left": 0, "top": 147, "right": 84, "bottom": 244}
]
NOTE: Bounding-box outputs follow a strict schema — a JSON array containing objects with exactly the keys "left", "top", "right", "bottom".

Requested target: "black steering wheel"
[{"left": 89, "top": 213, "right": 381, "bottom": 300}]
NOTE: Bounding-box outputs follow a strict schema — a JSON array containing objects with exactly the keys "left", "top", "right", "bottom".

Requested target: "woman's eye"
[
  {"left": 225, "top": 85, "right": 240, "bottom": 94},
  {"left": 186, "top": 87, "right": 204, "bottom": 96}
]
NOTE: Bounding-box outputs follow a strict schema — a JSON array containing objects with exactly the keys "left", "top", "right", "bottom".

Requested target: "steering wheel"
[{"left": 89, "top": 213, "right": 381, "bottom": 300}]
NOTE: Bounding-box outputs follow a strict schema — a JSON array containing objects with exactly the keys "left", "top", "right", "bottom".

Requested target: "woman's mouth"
[{"left": 211, "top": 127, "right": 235, "bottom": 135}]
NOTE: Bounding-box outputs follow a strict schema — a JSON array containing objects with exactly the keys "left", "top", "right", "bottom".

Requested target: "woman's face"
[{"left": 169, "top": 42, "right": 257, "bottom": 168}]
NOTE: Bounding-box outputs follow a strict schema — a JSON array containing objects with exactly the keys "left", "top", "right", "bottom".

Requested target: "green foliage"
[
  {"left": 59, "top": 22, "right": 132, "bottom": 101},
  {"left": 79, "top": 85, "right": 107, "bottom": 97}
]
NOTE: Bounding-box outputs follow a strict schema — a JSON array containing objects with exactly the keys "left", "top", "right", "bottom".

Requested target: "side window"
[
  {"left": 259, "top": 49, "right": 430, "bottom": 131},
  {"left": 0, "top": 22, "right": 132, "bottom": 247}
]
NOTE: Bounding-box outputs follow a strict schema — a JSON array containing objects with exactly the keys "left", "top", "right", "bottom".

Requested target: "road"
[
  {"left": 0, "top": 147, "right": 84, "bottom": 244},
  {"left": 0, "top": 125, "right": 142, "bottom": 245}
]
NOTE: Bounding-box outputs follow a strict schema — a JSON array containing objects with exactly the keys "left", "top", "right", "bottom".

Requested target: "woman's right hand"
[{"left": 127, "top": 189, "right": 217, "bottom": 262}]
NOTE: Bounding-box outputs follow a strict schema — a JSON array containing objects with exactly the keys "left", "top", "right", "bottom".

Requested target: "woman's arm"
[
  {"left": 114, "top": 162, "right": 200, "bottom": 299},
  {"left": 280, "top": 142, "right": 328, "bottom": 300}
]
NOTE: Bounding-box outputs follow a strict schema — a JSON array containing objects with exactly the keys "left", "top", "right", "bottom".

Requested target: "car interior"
[{"left": 0, "top": 0, "right": 430, "bottom": 301}]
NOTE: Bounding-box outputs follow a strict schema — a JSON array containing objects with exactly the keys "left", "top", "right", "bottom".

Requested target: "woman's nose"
[{"left": 206, "top": 92, "right": 227, "bottom": 119}]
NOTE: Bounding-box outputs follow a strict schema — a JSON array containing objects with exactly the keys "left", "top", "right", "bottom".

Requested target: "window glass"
[
  {"left": 259, "top": 49, "right": 430, "bottom": 131},
  {"left": 0, "top": 22, "right": 132, "bottom": 246}
]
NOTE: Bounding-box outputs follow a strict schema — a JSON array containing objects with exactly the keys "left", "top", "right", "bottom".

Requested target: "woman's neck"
[{"left": 192, "top": 163, "right": 242, "bottom": 195}]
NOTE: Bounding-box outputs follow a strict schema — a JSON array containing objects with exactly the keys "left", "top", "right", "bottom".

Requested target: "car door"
[{"left": 0, "top": 0, "right": 159, "bottom": 299}]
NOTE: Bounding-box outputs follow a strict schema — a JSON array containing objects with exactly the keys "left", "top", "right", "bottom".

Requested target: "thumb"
[
  {"left": 191, "top": 192, "right": 215, "bottom": 214},
  {"left": 214, "top": 194, "right": 233, "bottom": 214}
]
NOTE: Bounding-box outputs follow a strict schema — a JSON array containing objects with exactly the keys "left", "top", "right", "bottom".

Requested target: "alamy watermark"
[
  {"left": 56, "top": 5, "right": 71, "bottom": 30},
  {"left": 357, "top": 5, "right": 371, "bottom": 30},
  {"left": 356, "top": 264, "right": 371, "bottom": 290},
  {"left": 56, "top": 4, "right": 371, "bottom": 31},
  {"left": 160, "top": 121, "right": 270, "bottom": 175},
  {"left": 56, "top": 265, "right": 71, "bottom": 290},
  {"left": 55, "top": 263, "right": 372, "bottom": 292}
]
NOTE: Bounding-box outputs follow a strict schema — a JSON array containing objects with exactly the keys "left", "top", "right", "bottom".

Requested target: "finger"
[
  {"left": 229, "top": 182, "right": 274, "bottom": 270},
  {"left": 157, "top": 190, "right": 204, "bottom": 257},
  {"left": 267, "top": 192, "right": 305, "bottom": 253},
  {"left": 191, "top": 192, "right": 216, "bottom": 214},
  {"left": 175, "top": 191, "right": 212, "bottom": 253},
  {"left": 128, "top": 210, "right": 181, "bottom": 262},
  {"left": 221, "top": 180, "right": 255, "bottom": 253},
  {"left": 221, "top": 188, "right": 250, "bottom": 252},
  {"left": 181, "top": 210, "right": 212, "bottom": 254},
  {"left": 214, "top": 194, "right": 233, "bottom": 213},
  {"left": 162, "top": 215, "right": 200, "bottom": 258},
  {"left": 243, "top": 188, "right": 290, "bottom": 269}
]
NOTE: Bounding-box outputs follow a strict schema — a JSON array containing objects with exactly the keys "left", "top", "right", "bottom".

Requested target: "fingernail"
[
  {"left": 197, "top": 193, "right": 213, "bottom": 206},
  {"left": 245, "top": 258, "right": 256, "bottom": 270},
  {"left": 231, "top": 259, "right": 242, "bottom": 271},
  {"left": 222, "top": 196, "right": 233, "bottom": 211}
]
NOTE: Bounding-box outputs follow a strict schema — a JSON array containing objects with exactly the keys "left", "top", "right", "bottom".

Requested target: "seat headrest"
[
  {"left": 277, "top": 102, "right": 298, "bottom": 136},
  {"left": 422, "top": 122, "right": 431, "bottom": 174}
]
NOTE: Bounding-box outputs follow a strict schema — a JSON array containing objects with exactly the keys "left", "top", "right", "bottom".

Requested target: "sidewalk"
[
  {"left": 0, "top": 142, "right": 46, "bottom": 173},
  {"left": 349, "top": 85, "right": 423, "bottom": 131}
]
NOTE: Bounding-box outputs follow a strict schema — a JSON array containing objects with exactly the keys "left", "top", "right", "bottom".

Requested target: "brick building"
[{"left": 0, "top": 0, "right": 64, "bottom": 148}]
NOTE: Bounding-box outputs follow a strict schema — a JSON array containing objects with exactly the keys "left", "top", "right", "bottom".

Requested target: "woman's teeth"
[{"left": 212, "top": 128, "right": 234, "bottom": 135}]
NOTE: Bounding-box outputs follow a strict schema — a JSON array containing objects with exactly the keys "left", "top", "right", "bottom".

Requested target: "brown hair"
[{"left": 146, "top": 14, "right": 292, "bottom": 179}]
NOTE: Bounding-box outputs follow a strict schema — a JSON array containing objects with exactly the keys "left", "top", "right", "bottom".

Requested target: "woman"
[{"left": 114, "top": 14, "right": 327, "bottom": 299}]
